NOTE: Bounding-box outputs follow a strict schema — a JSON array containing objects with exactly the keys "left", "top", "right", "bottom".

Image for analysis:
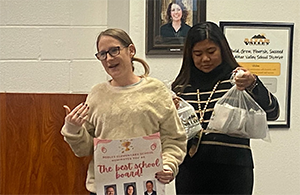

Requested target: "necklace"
[{"left": 197, "top": 80, "right": 220, "bottom": 123}]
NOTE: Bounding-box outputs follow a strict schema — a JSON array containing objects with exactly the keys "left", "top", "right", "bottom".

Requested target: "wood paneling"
[
  {"left": 0, "top": 93, "right": 91, "bottom": 194},
  {"left": 0, "top": 93, "right": 6, "bottom": 192}
]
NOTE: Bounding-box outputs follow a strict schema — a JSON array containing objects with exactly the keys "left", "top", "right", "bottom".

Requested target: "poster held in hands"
[{"left": 94, "top": 132, "right": 164, "bottom": 195}]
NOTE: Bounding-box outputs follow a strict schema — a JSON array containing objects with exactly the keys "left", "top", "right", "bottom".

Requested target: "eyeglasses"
[{"left": 95, "top": 46, "right": 125, "bottom": 61}]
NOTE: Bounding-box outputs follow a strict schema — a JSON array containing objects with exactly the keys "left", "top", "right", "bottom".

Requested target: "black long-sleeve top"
[{"left": 179, "top": 63, "right": 279, "bottom": 167}]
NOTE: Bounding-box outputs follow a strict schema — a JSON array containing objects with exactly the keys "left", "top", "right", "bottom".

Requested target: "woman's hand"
[
  {"left": 63, "top": 103, "right": 89, "bottom": 127},
  {"left": 172, "top": 96, "right": 181, "bottom": 109},
  {"left": 233, "top": 67, "right": 256, "bottom": 91},
  {"left": 155, "top": 169, "right": 174, "bottom": 184}
]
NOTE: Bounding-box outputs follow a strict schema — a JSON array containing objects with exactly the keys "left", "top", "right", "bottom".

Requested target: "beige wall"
[{"left": 0, "top": 0, "right": 299, "bottom": 194}]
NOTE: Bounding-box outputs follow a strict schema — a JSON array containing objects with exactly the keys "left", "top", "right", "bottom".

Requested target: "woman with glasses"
[{"left": 61, "top": 28, "right": 187, "bottom": 195}]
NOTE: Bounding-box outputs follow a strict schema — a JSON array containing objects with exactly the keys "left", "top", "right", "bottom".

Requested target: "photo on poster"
[
  {"left": 143, "top": 180, "right": 157, "bottom": 195},
  {"left": 123, "top": 182, "right": 137, "bottom": 195},
  {"left": 104, "top": 184, "right": 117, "bottom": 195}
]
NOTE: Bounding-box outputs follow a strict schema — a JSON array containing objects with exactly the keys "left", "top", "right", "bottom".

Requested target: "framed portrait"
[
  {"left": 146, "top": 0, "right": 206, "bottom": 55},
  {"left": 220, "top": 21, "right": 294, "bottom": 128}
]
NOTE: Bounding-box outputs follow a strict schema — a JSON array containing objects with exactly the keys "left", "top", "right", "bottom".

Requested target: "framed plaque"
[{"left": 220, "top": 21, "right": 294, "bottom": 128}]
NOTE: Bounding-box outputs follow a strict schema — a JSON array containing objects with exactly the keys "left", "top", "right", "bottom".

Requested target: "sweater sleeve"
[
  {"left": 246, "top": 77, "right": 280, "bottom": 121},
  {"left": 61, "top": 119, "right": 95, "bottom": 157},
  {"left": 157, "top": 86, "right": 187, "bottom": 176}
]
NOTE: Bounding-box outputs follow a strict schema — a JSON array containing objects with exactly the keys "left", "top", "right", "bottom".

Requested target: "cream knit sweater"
[{"left": 61, "top": 77, "right": 187, "bottom": 193}]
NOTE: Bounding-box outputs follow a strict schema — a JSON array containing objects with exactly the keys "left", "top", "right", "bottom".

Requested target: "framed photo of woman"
[{"left": 146, "top": 0, "right": 206, "bottom": 55}]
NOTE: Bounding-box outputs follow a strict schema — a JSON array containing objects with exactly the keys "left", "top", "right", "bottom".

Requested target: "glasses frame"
[{"left": 95, "top": 46, "right": 125, "bottom": 61}]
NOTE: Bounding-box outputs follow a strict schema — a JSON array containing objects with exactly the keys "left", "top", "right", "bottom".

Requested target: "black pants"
[
  {"left": 176, "top": 162, "right": 253, "bottom": 195},
  {"left": 90, "top": 192, "right": 96, "bottom": 195}
]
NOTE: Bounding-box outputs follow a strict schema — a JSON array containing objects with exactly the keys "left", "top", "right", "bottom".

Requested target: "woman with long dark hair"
[{"left": 172, "top": 21, "right": 279, "bottom": 195}]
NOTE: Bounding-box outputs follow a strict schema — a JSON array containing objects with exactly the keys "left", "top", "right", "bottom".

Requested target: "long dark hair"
[{"left": 172, "top": 21, "right": 239, "bottom": 93}]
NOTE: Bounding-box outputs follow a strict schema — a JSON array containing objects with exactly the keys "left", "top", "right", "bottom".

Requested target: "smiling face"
[
  {"left": 146, "top": 182, "right": 153, "bottom": 192},
  {"left": 192, "top": 39, "right": 222, "bottom": 73},
  {"left": 106, "top": 187, "right": 115, "bottom": 195},
  {"left": 97, "top": 35, "right": 135, "bottom": 80},
  {"left": 170, "top": 3, "right": 183, "bottom": 22},
  {"left": 127, "top": 186, "right": 134, "bottom": 195}
]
